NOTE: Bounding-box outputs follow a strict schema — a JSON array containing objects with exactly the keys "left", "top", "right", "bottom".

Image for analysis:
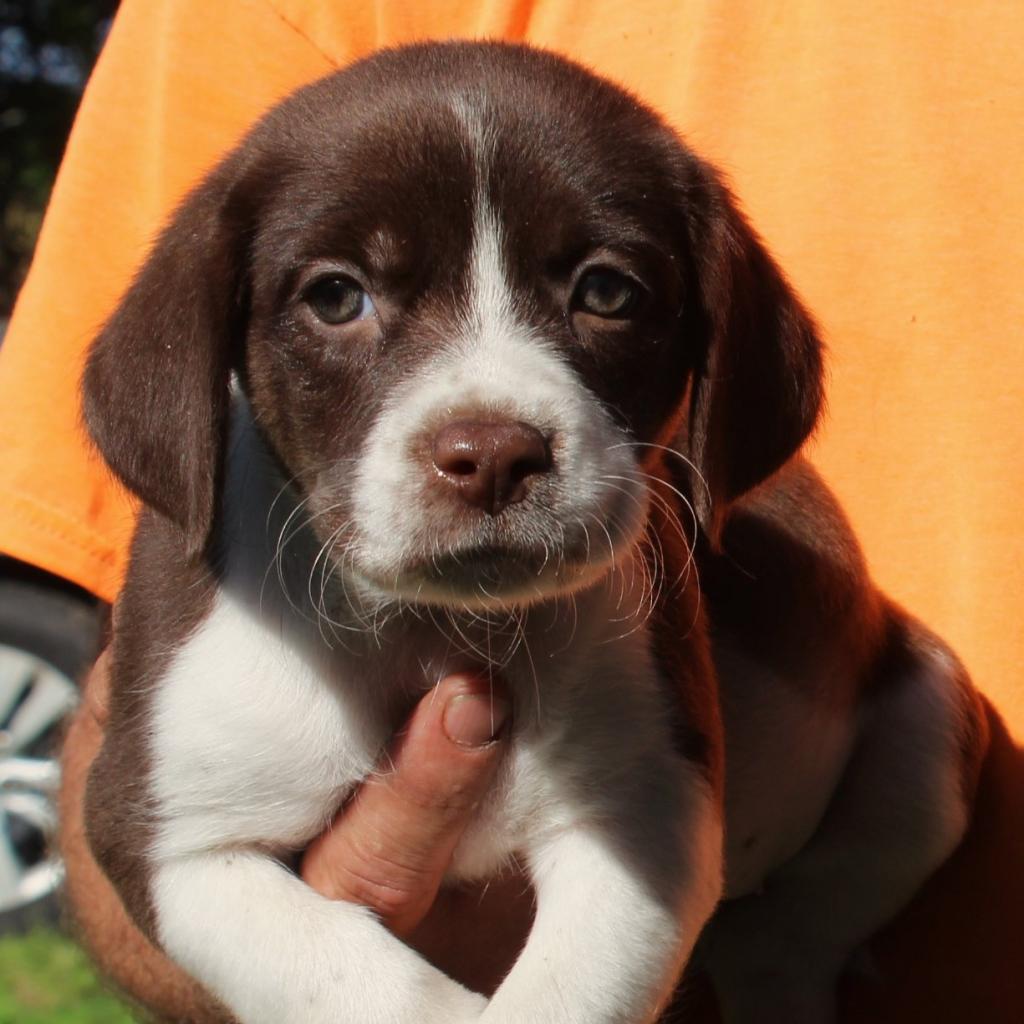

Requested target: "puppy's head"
[{"left": 84, "top": 43, "right": 822, "bottom": 609}]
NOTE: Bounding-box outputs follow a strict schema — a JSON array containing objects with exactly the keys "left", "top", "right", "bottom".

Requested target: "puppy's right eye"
[
  {"left": 572, "top": 268, "right": 641, "bottom": 319},
  {"left": 303, "top": 275, "right": 375, "bottom": 325}
]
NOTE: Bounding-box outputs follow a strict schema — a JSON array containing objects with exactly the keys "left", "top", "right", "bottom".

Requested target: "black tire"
[{"left": 0, "top": 561, "right": 104, "bottom": 934}]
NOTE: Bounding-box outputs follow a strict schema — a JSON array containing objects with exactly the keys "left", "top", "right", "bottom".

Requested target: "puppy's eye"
[
  {"left": 303, "top": 275, "right": 375, "bottom": 325},
  {"left": 573, "top": 268, "right": 640, "bottom": 319}
]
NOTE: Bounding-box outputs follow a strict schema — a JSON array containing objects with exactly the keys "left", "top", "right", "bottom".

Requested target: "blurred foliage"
[
  {"left": 0, "top": 927, "right": 136, "bottom": 1023},
  {"left": 1, "top": 0, "right": 118, "bottom": 317}
]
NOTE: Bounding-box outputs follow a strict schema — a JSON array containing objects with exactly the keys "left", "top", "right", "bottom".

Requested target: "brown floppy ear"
[
  {"left": 684, "top": 162, "right": 824, "bottom": 544},
  {"left": 82, "top": 160, "right": 250, "bottom": 557}
]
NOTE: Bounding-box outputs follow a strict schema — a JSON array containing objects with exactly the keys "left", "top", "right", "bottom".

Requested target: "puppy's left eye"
[
  {"left": 303, "top": 275, "right": 375, "bottom": 325},
  {"left": 573, "top": 268, "right": 640, "bottom": 319}
]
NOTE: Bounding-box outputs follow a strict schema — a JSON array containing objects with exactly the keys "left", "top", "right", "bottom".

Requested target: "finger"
[
  {"left": 82, "top": 647, "right": 112, "bottom": 726},
  {"left": 301, "top": 672, "right": 510, "bottom": 936}
]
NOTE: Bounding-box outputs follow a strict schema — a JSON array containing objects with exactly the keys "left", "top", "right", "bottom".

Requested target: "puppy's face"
[
  {"left": 241, "top": 57, "right": 694, "bottom": 607},
  {"left": 84, "top": 43, "right": 823, "bottom": 610}
]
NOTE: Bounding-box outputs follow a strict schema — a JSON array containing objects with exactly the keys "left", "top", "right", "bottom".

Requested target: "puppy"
[{"left": 81, "top": 41, "right": 987, "bottom": 1024}]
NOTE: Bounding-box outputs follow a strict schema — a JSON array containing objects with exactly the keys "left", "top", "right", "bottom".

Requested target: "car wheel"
[{"left": 0, "top": 565, "right": 103, "bottom": 934}]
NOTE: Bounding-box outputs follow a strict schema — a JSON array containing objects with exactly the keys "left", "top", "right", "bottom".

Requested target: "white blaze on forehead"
[
  {"left": 451, "top": 97, "right": 568, "bottom": 404},
  {"left": 452, "top": 91, "right": 517, "bottom": 355},
  {"left": 467, "top": 196, "right": 515, "bottom": 344},
  {"left": 446, "top": 181, "right": 576, "bottom": 427}
]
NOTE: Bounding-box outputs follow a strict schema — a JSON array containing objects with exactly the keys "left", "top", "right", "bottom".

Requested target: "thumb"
[{"left": 300, "top": 672, "right": 510, "bottom": 936}]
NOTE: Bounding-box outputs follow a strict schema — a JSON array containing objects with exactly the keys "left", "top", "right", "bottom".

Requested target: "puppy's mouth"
[
  {"left": 348, "top": 512, "right": 645, "bottom": 611},
  {"left": 400, "top": 541, "right": 590, "bottom": 604}
]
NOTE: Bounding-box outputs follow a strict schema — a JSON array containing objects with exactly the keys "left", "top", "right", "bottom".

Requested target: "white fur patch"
[
  {"left": 154, "top": 852, "right": 487, "bottom": 1024},
  {"left": 149, "top": 588, "right": 377, "bottom": 859},
  {"left": 482, "top": 775, "right": 722, "bottom": 1024}
]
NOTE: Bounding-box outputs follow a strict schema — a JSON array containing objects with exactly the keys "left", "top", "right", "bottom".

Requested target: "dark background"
[{"left": 0, "top": 0, "right": 118, "bottom": 321}]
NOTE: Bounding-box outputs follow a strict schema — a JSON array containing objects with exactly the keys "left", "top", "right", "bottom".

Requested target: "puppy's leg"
[
  {"left": 703, "top": 620, "right": 986, "bottom": 1024},
  {"left": 481, "top": 764, "right": 722, "bottom": 1024},
  {"left": 153, "top": 850, "right": 487, "bottom": 1024}
]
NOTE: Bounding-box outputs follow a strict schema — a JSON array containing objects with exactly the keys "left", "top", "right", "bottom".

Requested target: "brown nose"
[{"left": 432, "top": 420, "right": 552, "bottom": 516}]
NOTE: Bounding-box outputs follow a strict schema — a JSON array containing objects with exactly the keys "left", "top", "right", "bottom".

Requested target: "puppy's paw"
[{"left": 417, "top": 979, "right": 488, "bottom": 1024}]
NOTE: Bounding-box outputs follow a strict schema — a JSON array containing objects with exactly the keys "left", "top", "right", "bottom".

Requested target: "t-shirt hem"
[{"left": 0, "top": 490, "right": 128, "bottom": 603}]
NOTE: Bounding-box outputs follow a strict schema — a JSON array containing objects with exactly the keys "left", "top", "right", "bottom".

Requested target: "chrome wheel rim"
[{"left": 0, "top": 643, "right": 78, "bottom": 915}]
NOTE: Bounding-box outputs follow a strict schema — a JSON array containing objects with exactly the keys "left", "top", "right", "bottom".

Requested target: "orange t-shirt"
[{"left": 1, "top": 2, "right": 1021, "bottom": 1017}]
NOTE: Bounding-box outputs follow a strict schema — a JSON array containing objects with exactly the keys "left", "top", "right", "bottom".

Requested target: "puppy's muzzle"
[{"left": 431, "top": 418, "right": 552, "bottom": 516}]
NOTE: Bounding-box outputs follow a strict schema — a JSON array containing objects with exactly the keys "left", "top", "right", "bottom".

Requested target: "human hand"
[{"left": 300, "top": 670, "right": 534, "bottom": 993}]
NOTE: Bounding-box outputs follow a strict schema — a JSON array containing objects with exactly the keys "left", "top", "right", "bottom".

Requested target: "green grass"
[{"left": 0, "top": 929, "right": 136, "bottom": 1024}]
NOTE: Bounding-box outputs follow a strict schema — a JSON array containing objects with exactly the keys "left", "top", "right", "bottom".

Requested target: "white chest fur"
[{"left": 148, "top": 564, "right": 678, "bottom": 880}]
